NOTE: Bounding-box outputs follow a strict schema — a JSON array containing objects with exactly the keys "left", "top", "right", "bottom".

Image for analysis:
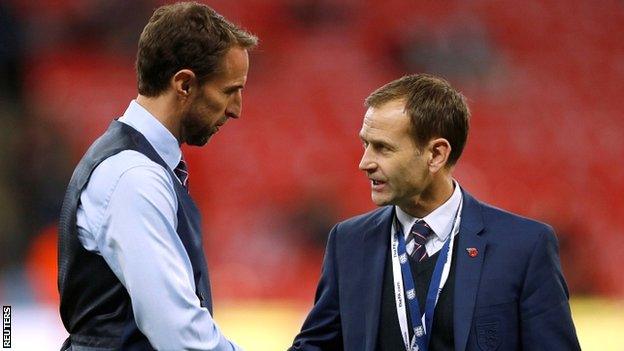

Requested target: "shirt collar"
[
  {"left": 118, "top": 100, "right": 181, "bottom": 171},
  {"left": 395, "top": 180, "right": 462, "bottom": 241}
]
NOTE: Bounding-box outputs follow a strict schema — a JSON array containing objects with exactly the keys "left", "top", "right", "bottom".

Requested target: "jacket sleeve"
[
  {"left": 519, "top": 226, "right": 581, "bottom": 350},
  {"left": 289, "top": 224, "right": 343, "bottom": 351}
]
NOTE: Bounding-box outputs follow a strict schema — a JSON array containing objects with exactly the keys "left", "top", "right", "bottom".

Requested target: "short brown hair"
[
  {"left": 365, "top": 74, "right": 470, "bottom": 166},
  {"left": 136, "top": 2, "right": 258, "bottom": 97}
]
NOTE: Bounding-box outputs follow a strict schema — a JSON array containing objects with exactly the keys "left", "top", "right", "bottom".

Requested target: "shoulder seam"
[{"left": 90, "top": 158, "right": 175, "bottom": 236}]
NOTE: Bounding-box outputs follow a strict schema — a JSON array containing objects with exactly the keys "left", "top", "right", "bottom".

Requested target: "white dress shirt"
[
  {"left": 394, "top": 181, "right": 462, "bottom": 256},
  {"left": 76, "top": 100, "right": 241, "bottom": 351}
]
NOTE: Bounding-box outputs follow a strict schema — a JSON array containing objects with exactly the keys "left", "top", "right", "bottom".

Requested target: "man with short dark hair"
[
  {"left": 57, "top": 2, "right": 257, "bottom": 350},
  {"left": 290, "top": 74, "right": 580, "bottom": 351}
]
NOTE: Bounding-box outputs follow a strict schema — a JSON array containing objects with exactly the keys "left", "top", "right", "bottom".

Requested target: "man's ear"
[
  {"left": 172, "top": 69, "right": 196, "bottom": 98},
  {"left": 428, "top": 138, "right": 451, "bottom": 173}
]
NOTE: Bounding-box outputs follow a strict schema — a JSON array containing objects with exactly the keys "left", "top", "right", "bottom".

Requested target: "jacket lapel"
[
  {"left": 454, "top": 190, "right": 486, "bottom": 351},
  {"left": 363, "top": 206, "right": 394, "bottom": 351}
]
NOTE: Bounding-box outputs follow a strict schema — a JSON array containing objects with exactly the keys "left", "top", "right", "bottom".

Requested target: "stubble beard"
[{"left": 181, "top": 114, "right": 214, "bottom": 146}]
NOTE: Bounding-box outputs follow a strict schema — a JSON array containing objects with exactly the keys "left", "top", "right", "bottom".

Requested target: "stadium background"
[{"left": 0, "top": 0, "right": 623, "bottom": 349}]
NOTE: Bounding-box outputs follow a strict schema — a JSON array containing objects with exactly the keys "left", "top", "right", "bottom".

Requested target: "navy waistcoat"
[
  {"left": 377, "top": 240, "right": 458, "bottom": 351},
  {"left": 58, "top": 121, "right": 212, "bottom": 350}
]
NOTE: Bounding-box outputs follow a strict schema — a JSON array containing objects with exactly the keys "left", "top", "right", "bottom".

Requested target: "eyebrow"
[
  {"left": 359, "top": 134, "right": 395, "bottom": 148},
  {"left": 223, "top": 84, "right": 245, "bottom": 93}
]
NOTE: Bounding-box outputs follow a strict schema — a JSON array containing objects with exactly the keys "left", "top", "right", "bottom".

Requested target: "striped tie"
[
  {"left": 406, "top": 220, "right": 434, "bottom": 262},
  {"left": 174, "top": 158, "right": 189, "bottom": 188}
]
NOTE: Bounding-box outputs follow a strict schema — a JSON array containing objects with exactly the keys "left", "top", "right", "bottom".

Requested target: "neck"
[
  {"left": 136, "top": 93, "right": 182, "bottom": 142},
  {"left": 400, "top": 174, "right": 454, "bottom": 218}
]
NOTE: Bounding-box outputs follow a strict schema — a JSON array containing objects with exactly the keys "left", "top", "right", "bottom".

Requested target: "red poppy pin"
[{"left": 466, "top": 248, "right": 478, "bottom": 258}]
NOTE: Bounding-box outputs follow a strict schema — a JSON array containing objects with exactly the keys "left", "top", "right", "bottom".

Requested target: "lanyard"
[{"left": 390, "top": 199, "right": 462, "bottom": 351}]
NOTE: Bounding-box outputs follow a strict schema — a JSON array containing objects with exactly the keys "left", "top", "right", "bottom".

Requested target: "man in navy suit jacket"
[{"left": 290, "top": 74, "right": 580, "bottom": 351}]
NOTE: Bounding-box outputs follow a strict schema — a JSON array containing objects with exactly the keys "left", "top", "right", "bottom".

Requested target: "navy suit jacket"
[{"left": 290, "top": 189, "right": 580, "bottom": 351}]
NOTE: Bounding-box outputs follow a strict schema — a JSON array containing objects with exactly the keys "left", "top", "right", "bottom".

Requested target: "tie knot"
[
  {"left": 174, "top": 158, "right": 189, "bottom": 188},
  {"left": 408, "top": 220, "right": 433, "bottom": 245}
]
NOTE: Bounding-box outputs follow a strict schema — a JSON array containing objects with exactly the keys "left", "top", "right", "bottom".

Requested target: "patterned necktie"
[
  {"left": 174, "top": 157, "right": 189, "bottom": 188},
  {"left": 406, "top": 220, "right": 434, "bottom": 262}
]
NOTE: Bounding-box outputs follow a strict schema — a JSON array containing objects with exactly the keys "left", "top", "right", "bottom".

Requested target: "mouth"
[
  {"left": 212, "top": 118, "right": 228, "bottom": 133},
  {"left": 216, "top": 117, "right": 228, "bottom": 127},
  {"left": 370, "top": 179, "right": 387, "bottom": 191}
]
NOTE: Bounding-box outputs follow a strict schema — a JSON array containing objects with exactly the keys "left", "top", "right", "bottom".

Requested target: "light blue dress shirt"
[{"left": 76, "top": 100, "right": 242, "bottom": 351}]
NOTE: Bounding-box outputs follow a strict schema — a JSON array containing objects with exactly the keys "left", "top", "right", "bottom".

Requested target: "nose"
[
  {"left": 225, "top": 90, "right": 242, "bottom": 119},
  {"left": 358, "top": 147, "right": 376, "bottom": 172}
]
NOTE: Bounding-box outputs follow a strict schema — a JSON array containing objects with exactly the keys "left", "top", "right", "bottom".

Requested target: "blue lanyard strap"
[{"left": 395, "top": 220, "right": 453, "bottom": 351}]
